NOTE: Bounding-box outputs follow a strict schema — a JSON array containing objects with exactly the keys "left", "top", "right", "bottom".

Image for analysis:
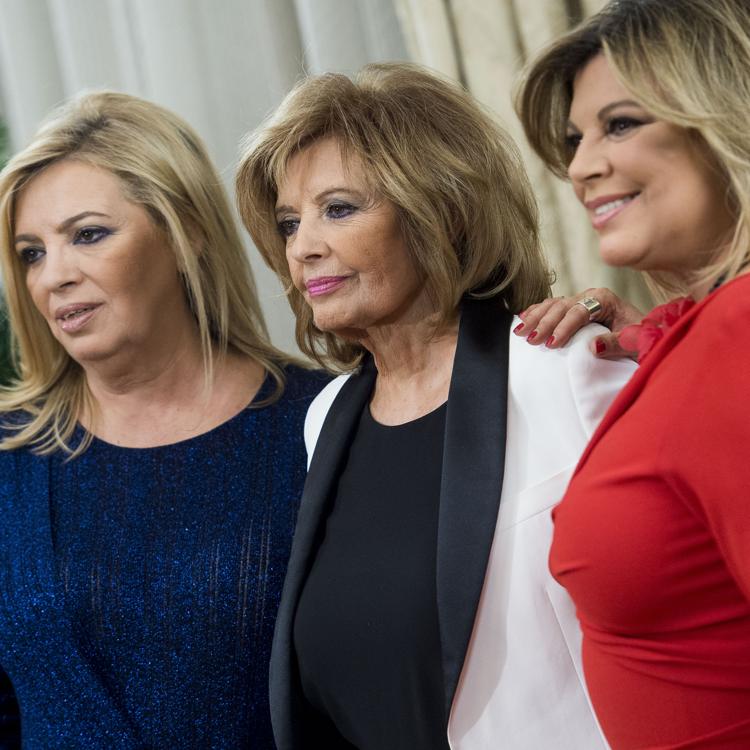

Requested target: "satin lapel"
[
  {"left": 438, "top": 297, "right": 512, "bottom": 715},
  {"left": 269, "top": 357, "right": 377, "bottom": 747},
  {"left": 574, "top": 296, "right": 706, "bottom": 474}
]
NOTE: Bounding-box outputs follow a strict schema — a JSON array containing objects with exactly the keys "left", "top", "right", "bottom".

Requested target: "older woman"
[
  {"left": 237, "top": 62, "right": 636, "bottom": 750},
  {"left": 0, "top": 92, "right": 326, "bottom": 747},
  {"left": 516, "top": 1, "right": 750, "bottom": 747}
]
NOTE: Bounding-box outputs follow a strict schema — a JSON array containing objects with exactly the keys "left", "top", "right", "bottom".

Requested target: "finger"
[
  {"left": 589, "top": 333, "right": 639, "bottom": 361},
  {"left": 543, "top": 303, "right": 594, "bottom": 348},
  {"left": 531, "top": 299, "right": 589, "bottom": 346},
  {"left": 514, "top": 298, "right": 561, "bottom": 337}
]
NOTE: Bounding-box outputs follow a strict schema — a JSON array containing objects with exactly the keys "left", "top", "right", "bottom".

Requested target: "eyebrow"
[
  {"left": 567, "top": 99, "right": 645, "bottom": 131},
  {"left": 14, "top": 211, "right": 111, "bottom": 245},
  {"left": 274, "top": 187, "right": 366, "bottom": 218}
]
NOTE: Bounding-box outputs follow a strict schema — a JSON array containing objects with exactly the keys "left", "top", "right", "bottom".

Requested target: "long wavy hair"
[
  {"left": 515, "top": 0, "right": 750, "bottom": 295},
  {"left": 0, "top": 91, "right": 290, "bottom": 455}
]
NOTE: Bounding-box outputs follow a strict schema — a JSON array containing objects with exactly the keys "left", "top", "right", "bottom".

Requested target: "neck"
[
  {"left": 82, "top": 321, "right": 206, "bottom": 410},
  {"left": 79, "top": 321, "right": 264, "bottom": 447},
  {"left": 360, "top": 306, "right": 459, "bottom": 426}
]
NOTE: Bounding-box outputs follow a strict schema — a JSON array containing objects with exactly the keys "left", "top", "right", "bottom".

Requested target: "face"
[
  {"left": 14, "top": 159, "right": 192, "bottom": 369},
  {"left": 566, "top": 54, "right": 735, "bottom": 273},
  {"left": 275, "top": 137, "right": 426, "bottom": 337}
]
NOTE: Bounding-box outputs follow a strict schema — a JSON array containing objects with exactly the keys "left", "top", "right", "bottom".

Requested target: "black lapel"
[
  {"left": 270, "top": 358, "right": 377, "bottom": 749},
  {"left": 437, "top": 296, "right": 512, "bottom": 715}
]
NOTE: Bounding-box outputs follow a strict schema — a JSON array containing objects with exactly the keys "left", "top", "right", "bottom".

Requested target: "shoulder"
[
  {"left": 275, "top": 363, "right": 332, "bottom": 405},
  {"left": 682, "top": 274, "right": 750, "bottom": 348},
  {"left": 303, "top": 372, "right": 353, "bottom": 466},
  {"left": 508, "top": 315, "right": 637, "bottom": 439}
]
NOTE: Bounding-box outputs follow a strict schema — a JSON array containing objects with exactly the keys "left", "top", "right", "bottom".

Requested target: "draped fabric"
[
  {"left": 0, "top": 0, "right": 650, "bottom": 344},
  {"left": 393, "top": 0, "right": 652, "bottom": 306},
  {"left": 0, "top": 0, "right": 410, "bottom": 355}
]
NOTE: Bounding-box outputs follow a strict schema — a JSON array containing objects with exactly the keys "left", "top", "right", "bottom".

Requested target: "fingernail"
[
  {"left": 595, "top": 339, "right": 606, "bottom": 355},
  {"left": 513, "top": 323, "right": 524, "bottom": 334},
  {"left": 546, "top": 336, "right": 555, "bottom": 347},
  {"left": 527, "top": 330, "right": 537, "bottom": 342}
]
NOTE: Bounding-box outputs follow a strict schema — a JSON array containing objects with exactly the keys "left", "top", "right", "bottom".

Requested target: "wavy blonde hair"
[
  {"left": 237, "top": 62, "right": 551, "bottom": 371},
  {"left": 515, "top": 0, "right": 750, "bottom": 295},
  {"left": 0, "top": 91, "right": 289, "bottom": 455}
]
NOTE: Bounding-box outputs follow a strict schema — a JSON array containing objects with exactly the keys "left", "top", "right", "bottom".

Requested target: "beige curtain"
[{"left": 393, "top": 0, "right": 651, "bottom": 307}]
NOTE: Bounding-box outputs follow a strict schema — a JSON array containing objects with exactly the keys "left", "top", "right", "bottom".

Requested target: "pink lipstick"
[
  {"left": 305, "top": 276, "right": 350, "bottom": 297},
  {"left": 585, "top": 192, "right": 639, "bottom": 229},
  {"left": 55, "top": 302, "right": 101, "bottom": 333}
]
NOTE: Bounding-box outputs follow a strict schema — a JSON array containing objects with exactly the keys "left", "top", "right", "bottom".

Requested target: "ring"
[{"left": 575, "top": 297, "right": 602, "bottom": 320}]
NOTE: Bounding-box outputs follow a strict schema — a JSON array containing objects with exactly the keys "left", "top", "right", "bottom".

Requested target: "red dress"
[{"left": 551, "top": 274, "right": 750, "bottom": 749}]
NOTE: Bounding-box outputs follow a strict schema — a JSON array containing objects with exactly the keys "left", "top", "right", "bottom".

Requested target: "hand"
[{"left": 513, "top": 288, "right": 644, "bottom": 359}]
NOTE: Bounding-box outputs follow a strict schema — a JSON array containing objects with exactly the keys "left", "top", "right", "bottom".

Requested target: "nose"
[
  {"left": 34, "top": 244, "right": 83, "bottom": 293},
  {"left": 567, "top": 134, "right": 611, "bottom": 186},
  {"left": 285, "top": 215, "right": 330, "bottom": 265}
]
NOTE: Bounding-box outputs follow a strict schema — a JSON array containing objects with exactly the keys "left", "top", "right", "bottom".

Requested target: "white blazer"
[{"left": 301, "top": 316, "right": 635, "bottom": 749}]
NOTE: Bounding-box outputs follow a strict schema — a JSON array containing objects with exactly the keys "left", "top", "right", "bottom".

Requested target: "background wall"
[{"left": 0, "top": 0, "right": 650, "bottom": 358}]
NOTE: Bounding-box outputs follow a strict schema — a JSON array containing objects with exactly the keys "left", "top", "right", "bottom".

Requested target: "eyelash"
[
  {"left": 565, "top": 116, "right": 644, "bottom": 155},
  {"left": 276, "top": 201, "right": 358, "bottom": 238},
  {"left": 606, "top": 116, "right": 643, "bottom": 136},
  {"left": 17, "top": 226, "right": 112, "bottom": 266}
]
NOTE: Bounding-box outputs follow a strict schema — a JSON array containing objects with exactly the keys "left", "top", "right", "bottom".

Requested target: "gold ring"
[{"left": 576, "top": 297, "right": 603, "bottom": 320}]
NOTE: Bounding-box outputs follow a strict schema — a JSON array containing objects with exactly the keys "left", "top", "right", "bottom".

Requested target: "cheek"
[{"left": 24, "top": 273, "right": 46, "bottom": 314}]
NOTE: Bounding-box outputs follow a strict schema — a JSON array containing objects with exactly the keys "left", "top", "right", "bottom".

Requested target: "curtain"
[
  {"left": 0, "top": 0, "right": 649, "bottom": 353},
  {"left": 0, "top": 0, "right": 410, "bottom": 353},
  {"left": 394, "top": 0, "right": 651, "bottom": 307}
]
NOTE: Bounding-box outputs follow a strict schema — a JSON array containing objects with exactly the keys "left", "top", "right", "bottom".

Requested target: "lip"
[
  {"left": 305, "top": 275, "right": 351, "bottom": 298},
  {"left": 584, "top": 192, "right": 640, "bottom": 230},
  {"left": 54, "top": 302, "right": 102, "bottom": 333}
]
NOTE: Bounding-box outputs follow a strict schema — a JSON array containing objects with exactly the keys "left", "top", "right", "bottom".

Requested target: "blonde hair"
[
  {"left": 0, "top": 91, "right": 289, "bottom": 455},
  {"left": 515, "top": 0, "right": 750, "bottom": 294},
  {"left": 237, "top": 62, "right": 551, "bottom": 370}
]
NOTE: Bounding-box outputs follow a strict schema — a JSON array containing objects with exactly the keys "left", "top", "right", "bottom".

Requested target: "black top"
[{"left": 293, "top": 401, "right": 450, "bottom": 750}]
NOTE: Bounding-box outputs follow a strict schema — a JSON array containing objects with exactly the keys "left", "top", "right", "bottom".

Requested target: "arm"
[{"left": 514, "top": 287, "right": 644, "bottom": 358}]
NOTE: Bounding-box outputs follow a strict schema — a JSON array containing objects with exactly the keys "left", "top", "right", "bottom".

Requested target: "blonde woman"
[
  {"left": 238, "top": 62, "right": 636, "bottom": 750},
  {"left": 0, "top": 92, "right": 326, "bottom": 747},
  {"left": 516, "top": 0, "right": 750, "bottom": 747}
]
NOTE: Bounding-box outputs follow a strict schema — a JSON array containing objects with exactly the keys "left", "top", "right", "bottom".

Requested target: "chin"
[{"left": 597, "top": 237, "right": 649, "bottom": 269}]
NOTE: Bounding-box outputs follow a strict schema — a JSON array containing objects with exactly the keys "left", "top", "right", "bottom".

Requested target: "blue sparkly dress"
[{"left": 0, "top": 365, "right": 327, "bottom": 749}]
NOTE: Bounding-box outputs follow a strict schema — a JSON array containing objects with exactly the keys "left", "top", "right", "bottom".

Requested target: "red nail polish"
[
  {"left": 595, "top": 339, "right": 606, "bottom": 354},
  {"left": 513, "top": 323, "right": 524, "bottom": 334},
  {"left": 546, "top": 336, "right": 555, "bottom": 347},
  {"left": 527, "top": 330, "right": 537, "bottom": 342}
]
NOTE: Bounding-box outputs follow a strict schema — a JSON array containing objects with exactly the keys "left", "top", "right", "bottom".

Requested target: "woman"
[
  {"left": 0, "top": 91, "right": 326, "bottom": 747},
  {"left": 237, "top": 62, "right": 636, "bottom": 749},
  {"left": 516, "top": 1, "right": 750, "bottom": 747}
]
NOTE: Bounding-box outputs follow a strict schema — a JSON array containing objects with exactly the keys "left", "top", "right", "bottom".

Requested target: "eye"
[
  {"left": 606, "top": 116, "right": 642, "bottom": 137},
  {"left": 325, "top": 202, "right": 356, "bottom": 219},
  {"left": 73, "top": 226, "right": 111, "bottom": 244},
  {"left": 277, "top": 218, "right": 299, "bottom": 238},
  {"left": 18, "top": 246, "right": 45, "bottom": 266},
  {"left": 564, "top": 132, "right": 582, "bottom": 153}
]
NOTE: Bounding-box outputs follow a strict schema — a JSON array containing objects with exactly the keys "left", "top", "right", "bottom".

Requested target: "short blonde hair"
[
  {"left": 0, "top": 91, "right": 288, "bottom": 455},
  {"left": 515, "top": 0, "right": 750, "bottom": 294},
  {"left": 237, "top": 62, "right": 551, "bottom": 370}
]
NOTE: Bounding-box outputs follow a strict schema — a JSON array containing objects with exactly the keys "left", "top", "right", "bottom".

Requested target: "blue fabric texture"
[{"left": 0, "top": 365, "right": 327, "bottom": 749}]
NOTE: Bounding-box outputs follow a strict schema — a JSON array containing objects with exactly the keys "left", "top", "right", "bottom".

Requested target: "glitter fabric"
[{"left": 0, "top": 364, "right": 328, "bottom": 749}]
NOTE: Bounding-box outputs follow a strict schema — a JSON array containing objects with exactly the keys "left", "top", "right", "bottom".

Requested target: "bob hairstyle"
[
  {"left": 515, "top": 0, "right": 750, "bottom": 293},
  {"left": 0, "top": 91, "right": 288, "bottom": 455},
  {"left": 237, "top": 62, "right": 551, "bottom": 371}
]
